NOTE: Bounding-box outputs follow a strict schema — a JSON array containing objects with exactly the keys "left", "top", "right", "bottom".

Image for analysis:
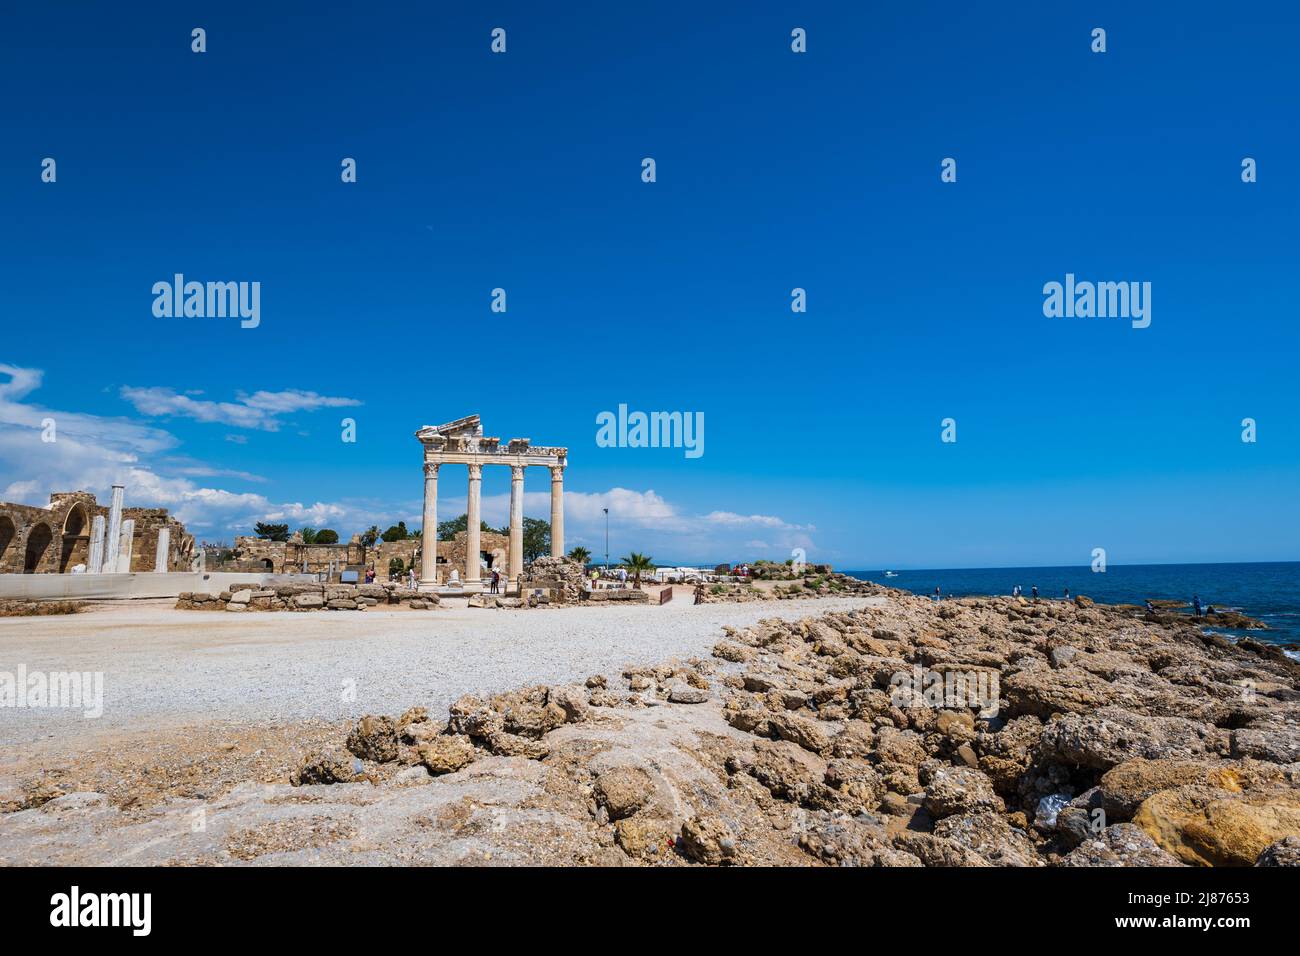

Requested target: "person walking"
[{"left": 490, "top": 569, "right": 500, "bottom": 594}]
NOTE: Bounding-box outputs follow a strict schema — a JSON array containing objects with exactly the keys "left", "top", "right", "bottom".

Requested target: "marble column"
[
  {"left": 116, "top": 518, "right": 135, "bottom": 573},
  {"left": 509, "top": 465, "right": 525, "bottom": 586},
  {"left": 154, "top": 527, "right": 170, "bottom": 573},
  {"left": 549, "top": 465, "right": 564, "bottom": 558},
  {"left": 105, "top": 484, "right": 124, "bottom": 573},
  {"left": 465, "top": 463, "right": 482, "bottom": 585},
  {"left": 88, "top": 514, "right": 106, "bottom": 574},
  {"left": 419, "top": 462, "right": 439, "bottom": 588}
]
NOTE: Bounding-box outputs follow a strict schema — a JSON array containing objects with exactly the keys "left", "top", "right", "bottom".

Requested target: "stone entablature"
[
  {"left": 0, "top": 490, "right": 194, "bottom": 575},
  {"left": 416, "top": 414, "right": 566, "bottom": 592}
]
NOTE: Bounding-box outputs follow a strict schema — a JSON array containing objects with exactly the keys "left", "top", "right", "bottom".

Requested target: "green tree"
[
  {"left": 315, "top": 529, "right": 339, "bottom": 544},
  {"left": 388, "top": 557, "right": 405, "bottom": 578},
  {"left": 620, "top": 552, "right": 656, "bottom": 590},
  {"left": 381, "top": 521, "right": 409, "bottom": 543},
  {"left": 361, "top": 525, "right": 380, "bottom": 548},
  {"left": 437, "top": 513, "right": 495, "bottom": 541},
  {"left": 254, "top": 522, "right": 289, "bottom": 541},
  {"left": 568, "top": 546, "right": 591, "bottom": 565},
  {"left": 522, "top": 517, "right": 551, "bottom": 561},
  {"left": 298, "top": 527, "right": 318, "bottom": 544}
]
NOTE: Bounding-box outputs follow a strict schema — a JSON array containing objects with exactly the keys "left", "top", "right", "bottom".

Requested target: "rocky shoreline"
[
  {"left": 281, "top": 592, "right": 1300, "bottom": 865},
  {"left": 4, "top": 592, "right": 1296, "bottom": 866}
]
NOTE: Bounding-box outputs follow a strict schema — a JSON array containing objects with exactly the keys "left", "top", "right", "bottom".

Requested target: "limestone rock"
[
  {"left": 1133, "top": 784, "right": 1300, "bottom": 866},
  {"left": 1255, "top": 835, "right": 1300, "bottom": 866},
  {"left": 921, "top": 765, "right": 1005, "bottom": 819},
  {"left": 1060, "top": 823, "right": 1185, "bottom": 867},
  {"left": 345, "top": 715, "right": 399, "bottom": 763},
  {"left": 594, "top": 767, "right": 655, "bottom": 820},
  {"left": 418, "top": 735, "right": 477, "bottom": 775},
  {"left": 678, "top": 815, "right": 738, "bottom": 865},
  {"left": 290, "top": 747, "right": 359, "bottom": 786}
]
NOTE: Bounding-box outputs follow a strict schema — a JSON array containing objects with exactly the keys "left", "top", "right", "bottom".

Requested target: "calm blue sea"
[{"left": 842, "top": 562, "right": 1300, "bottom": 648}]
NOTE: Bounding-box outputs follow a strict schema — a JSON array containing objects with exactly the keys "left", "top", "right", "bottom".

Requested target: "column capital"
[
  {"left": 550, "top": 464, "right": 564, "bottom": 481},
  {"left": 511, "top": 464, "right": 526, "bottom": 479},
  {"left": 467, "top": 463, "right": 483, "bottom": 480},
  {"left": 423, "top": 461, "right": 440, "bottom": 478}
]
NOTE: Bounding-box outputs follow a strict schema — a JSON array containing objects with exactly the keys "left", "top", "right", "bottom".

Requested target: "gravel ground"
[{"left": 0, "top": 595, "right": 883, "bottom": 748}]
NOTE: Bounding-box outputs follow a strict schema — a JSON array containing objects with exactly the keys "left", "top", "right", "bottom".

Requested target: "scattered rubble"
[{"left": 175, "top": 583, "right": 438, "bottom": 612}]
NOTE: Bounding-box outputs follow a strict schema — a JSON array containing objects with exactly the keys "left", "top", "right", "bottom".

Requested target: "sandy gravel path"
[{"left": 0, "top": 595, "right": 883, "bottom": 749}]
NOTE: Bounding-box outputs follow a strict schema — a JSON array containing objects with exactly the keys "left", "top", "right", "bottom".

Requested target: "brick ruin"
[{"left": 0, "top": 490, "right": 194, "bottom": 574}]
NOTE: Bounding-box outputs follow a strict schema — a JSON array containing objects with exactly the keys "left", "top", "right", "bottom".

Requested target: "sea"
[{"left": 841, "top": 562, "right": 1300, "bottom": 649}]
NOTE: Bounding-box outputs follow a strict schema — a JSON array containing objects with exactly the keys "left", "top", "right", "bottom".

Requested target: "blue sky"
[{"left": 1, "top": 2, "right": 1297, "bottom": 568}]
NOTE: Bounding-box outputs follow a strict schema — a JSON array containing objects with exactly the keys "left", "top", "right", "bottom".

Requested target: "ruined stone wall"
[
  {"left": 231, "top": 536, "right": 363, "bottom": 574},
  {"left": 0, "top": 491, "right": 192, "bottom": 574},
  {"left": 439, "top": 530, "right": 510, "bottom": 583}
]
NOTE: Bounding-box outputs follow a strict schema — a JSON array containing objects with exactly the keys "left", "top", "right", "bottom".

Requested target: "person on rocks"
[
  {"left": 1193, "top": 594, "right": 1203, "bottom": 618},
  {"left": 933, "top": 586, "right": 941, "bottom": 602},
  {"left": 1031, "top": 585, "right": 1039, "bottom": 599},
  {"left": 1063, "top": 586, "right": 1070, "bottom": 601}
]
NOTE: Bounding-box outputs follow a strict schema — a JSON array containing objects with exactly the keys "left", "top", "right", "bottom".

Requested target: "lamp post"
[{"left": 603, "top": 507, "right": 609, "bottom": 572}]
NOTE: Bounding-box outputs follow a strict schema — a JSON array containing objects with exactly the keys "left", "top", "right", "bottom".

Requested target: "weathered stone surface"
[
  {"left": 1037, "top": 707, "right": 1224, "bottom": 770},
  {"left": 678, "top": 815, "right": 737, "bottom": 865},
  {"left": 417, "top": 735, "right": 477, "bottom": 776},
  {"left": 921, "top": 765, "right": 1005, "bottom": 819},
  {"left": 1133, "top": 784, "right": 1300, "bottom": 866},
  {"left": 345, "top": 715, "right": 398, "bottom": 763},
  {"left": 1060, "top": 824, "right": 1186, "bottom": 867},
  {"left": 1255, "top": 835, "right": 1300, "bottom": 866},
  {"left": 290, "top": 747, "right": 359, "bottom": 786},
  {"left": 593, "top": 767, "right": 655, "bottom": 820}
]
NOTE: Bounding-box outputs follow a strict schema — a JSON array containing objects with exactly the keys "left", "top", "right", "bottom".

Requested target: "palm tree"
[
  {"left": 621, "top": 552, "right": 655, "bottom": 590},
  {"left": 568, "top": 546, "right": 591, "bottom": 566}
]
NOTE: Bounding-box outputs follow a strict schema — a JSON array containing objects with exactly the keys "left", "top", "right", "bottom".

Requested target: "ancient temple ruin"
[
  {"left": 0, "top": 487, "right": 194, "bottom": 575},
  {"left": 416, "top": 414, "right": 567, "bottom": 592}
]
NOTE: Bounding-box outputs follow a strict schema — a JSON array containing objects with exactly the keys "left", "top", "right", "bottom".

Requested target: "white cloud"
[{"left": 119, "top": 386, "right": 360, "bottom": 431}]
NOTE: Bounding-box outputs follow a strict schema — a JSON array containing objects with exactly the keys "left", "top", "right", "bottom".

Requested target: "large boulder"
[
  {"left": 1098, "top": 758, "right": 1288, "bottom": 820},
  {"left": 1059, "top": 823, "right": 1185, "bottom": 867},
  {"left": 418, "top": 735, "right": 478, "bottom": 775},
  {"left": 290, "top": 747, "right": 359, "bottom": 786},
  {"left": 345, "top": 715, "right": 399, "bottom": 763},
  {"left": 593, "top": 767, "right": 655, "bottom": 820},
  {"left": 1133, "top": 784, "right": 1300, "bottom": 866},
  {"left": 1037, "top": 707, "right": 1224, "bottom": 770},
  {"left": 921, "top": 764, "right": 1005, "bottom": 819}
]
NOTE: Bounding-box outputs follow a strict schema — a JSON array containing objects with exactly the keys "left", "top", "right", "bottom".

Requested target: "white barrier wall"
[{"left": 0, "top": 572, "right": 319, "bottom": 602}]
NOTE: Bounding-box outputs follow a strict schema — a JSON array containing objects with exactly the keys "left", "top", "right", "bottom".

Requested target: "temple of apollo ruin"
[{"left": 416, "top": 414, "right": 566, "bottom": 593}]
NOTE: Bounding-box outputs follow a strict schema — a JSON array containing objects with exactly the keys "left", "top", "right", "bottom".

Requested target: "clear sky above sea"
[{"left": 1, "top": 2, "right": 1297, "bottom": 569}]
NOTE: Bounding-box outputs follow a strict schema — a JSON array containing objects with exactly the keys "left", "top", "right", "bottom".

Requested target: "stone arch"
[
  {"left": 0, "top": 514, "right": 16, "bottom": 571},
  {"left": 59, "top": 502, "right": 91, "bottom": 572},
  {"left": 24, "top": 522, "right": 53, "bottom": 573}
]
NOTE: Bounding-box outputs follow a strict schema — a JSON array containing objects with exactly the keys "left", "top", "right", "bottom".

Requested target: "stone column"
[
  {"left": 419, "top": 462, "right": 439, "bottom": 589},
  {"left": 549, "top": 465, "right": 565, "bottom": 558},
  {"left": 509, "top": 465, "right": 525, "bottom": 587},
  {"left": 116, "top": 518, "right": 135, "bottom": 573},
  {"left": 465, "top": 463, "right": 482, "bottom": 586},
  {"left": 105, "top": 484, "right": 124, "bottom": 573},
  {"left": 88, "top": 514, "right": 106, "bottom": 574},
  {"left": 154, "top": 527, "right": 171, "bottom": 573}
]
